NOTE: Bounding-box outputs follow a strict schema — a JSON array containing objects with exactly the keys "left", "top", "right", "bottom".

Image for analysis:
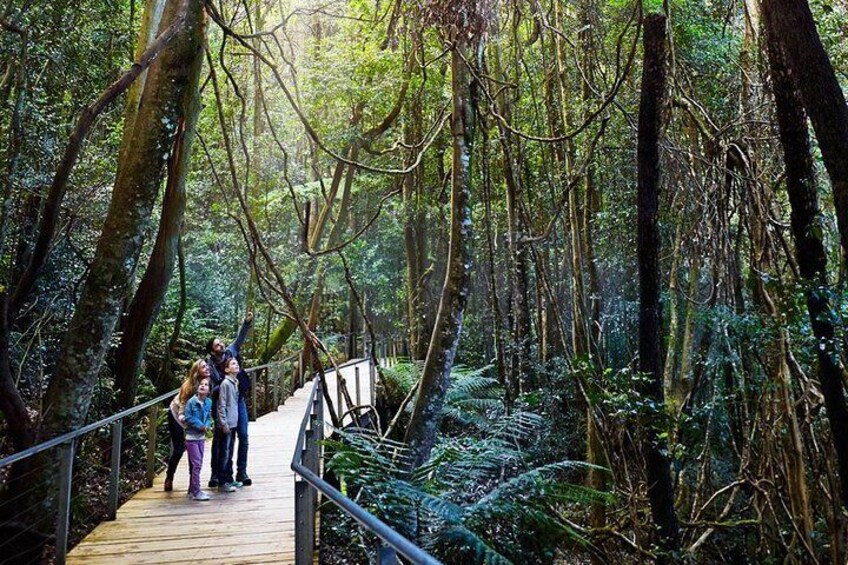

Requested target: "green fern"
[{"left": 326, "top": 391, "right": 611, "bottom": 564}]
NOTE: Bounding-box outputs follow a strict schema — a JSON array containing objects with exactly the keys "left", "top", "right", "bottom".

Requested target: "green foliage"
[{"left": 325, "top": 368, "right": 611, "bottom": 564}]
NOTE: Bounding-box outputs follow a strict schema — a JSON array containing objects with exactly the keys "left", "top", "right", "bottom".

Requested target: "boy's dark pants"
[
  {"left": 215, "top": 427, "right": 237, "bottom": 484},
  {"left": 236, "top": 397, "right": 249, "bottom": 479}
]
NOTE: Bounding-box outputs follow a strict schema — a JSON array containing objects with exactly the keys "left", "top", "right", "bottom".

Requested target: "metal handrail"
[
  {"left": 291, "top": 372, "right": 441, "bottom": 565},
  {"left": 0, "top": 387, "right": 180, "bottom": 470},
  {"left": 0, "top": 354, "right": 298, "bottom": 565},
  {"left": 0, "top": 355, "right": 292, "bottom": 471}
]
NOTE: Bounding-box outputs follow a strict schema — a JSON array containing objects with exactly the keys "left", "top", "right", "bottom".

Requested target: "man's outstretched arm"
[{"left": 230, "top": 311, "right": 254, "bottom": 354}]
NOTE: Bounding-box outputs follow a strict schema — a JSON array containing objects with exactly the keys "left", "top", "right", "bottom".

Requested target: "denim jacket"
[{"left": 184, "top": 395, "right": 212, "bottom": 441}]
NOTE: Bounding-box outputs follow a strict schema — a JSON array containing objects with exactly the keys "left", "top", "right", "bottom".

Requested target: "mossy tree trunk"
[
  {"left": 404, "top": 28, "right": 479, "bottom": 469},
  {"left": 41, "top": 0, "right": 206, "bottom": 438}
]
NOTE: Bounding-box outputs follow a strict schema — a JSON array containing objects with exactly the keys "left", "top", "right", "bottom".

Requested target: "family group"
[{"left": 164, "top": 312, "right": 255, "bottom": 501}]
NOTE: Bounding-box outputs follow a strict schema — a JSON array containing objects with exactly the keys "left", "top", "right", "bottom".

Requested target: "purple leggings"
[{"left": 185, "top": 440, "right": 205, "bottom": 496}]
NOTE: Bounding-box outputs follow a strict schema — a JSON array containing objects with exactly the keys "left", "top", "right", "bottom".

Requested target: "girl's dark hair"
[{"left": 205, "top": 338, "right": 216, "bottom": 354}]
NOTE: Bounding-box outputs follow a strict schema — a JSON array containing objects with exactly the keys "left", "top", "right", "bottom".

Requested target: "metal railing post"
[
  {"left": 315, "top": 378, "right": 324, "bottom": 439},
  {"left": 297, "top": 424, "right": 316, "bottom": 564},
  {"left": 379, "top": 543, "right": 399, "bottom": 564},
  {"left": 145, "top": 404, "right": 159, "bottom": 487},
  {"left": 294, "top": 476, "right": 310, "bottom": 565},
  {"left": 107, "top": 419, "right": 122, "bottom": 520},
  {"left": 274, "top": 366, "right": 281, "bottom": 409},
  {"left": 336, "top": 372, "right": 343, "bottom": 424},
  {"left": 370, "top": 360, "right": 376, "bottom": 406},
  {"left": 355, "top": 365, "right": 361, "bottom": 407},
  {"left": 298, "top": 351, "right": 304, "bottom": 389},
  {"left": 56, "top": 439, "right": 76, "bottom": 565}
]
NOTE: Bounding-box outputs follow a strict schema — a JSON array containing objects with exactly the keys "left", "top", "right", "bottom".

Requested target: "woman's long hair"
[{"left": 179, "top": 359, "right": 206, "bottom": 405}]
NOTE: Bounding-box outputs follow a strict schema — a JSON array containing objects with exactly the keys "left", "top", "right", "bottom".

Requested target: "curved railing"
[{"left": 291, "top": 367, "right": 440, "bottom": 565}]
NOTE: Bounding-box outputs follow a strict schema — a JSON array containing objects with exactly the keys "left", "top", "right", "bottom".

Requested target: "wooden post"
[
  {"left": 274, "top": 366, "right": 281, "bottom": 409},
  {"left": 107, "top": 420, "right": 123, "bottom": 520},
  {"left": 145, "top": 404, "right": 159, "bottom": 487},
  {"left": 298, "top": 350, "right": 304, "bottom": 389},
  {"left": 56, "top": 439, "right": 76, "bottom": 565}
]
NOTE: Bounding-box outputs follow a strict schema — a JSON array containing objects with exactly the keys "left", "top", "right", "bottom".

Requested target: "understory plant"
[{"left": 324, "top": 365, "right": 612, "bottom": 564}]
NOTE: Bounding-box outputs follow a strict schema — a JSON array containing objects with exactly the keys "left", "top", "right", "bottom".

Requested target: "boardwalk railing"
[
  {"left": 0, "top": 355, "right": 296, "bottom": 565},
  {"left": 0, "top": 387, "right": 180, "bottom": 565},
  {"left": 291, "top": 367, "right": 440, "bottom": 565}
]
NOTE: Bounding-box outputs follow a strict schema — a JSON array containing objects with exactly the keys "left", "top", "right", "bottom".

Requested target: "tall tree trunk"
[
  {"left": 404, "top": 32, "right": 478, "bottom": 469},
  {"left": 112, "top": 82, "right": 199, "bottom": 410},
  {"left": 764, "top": 2, "right": 847, "bottom": 523},
  {"left": 158, "top": 228, "right": 187, "bottom": 391},
  {"left": 403, "top": 99, "right": 430, "bottom": 361},
  {"left": 579, "top": 0, "right": 603, "bottom": 363},
  {"left": 491, "top": 43, "right": 533, "bottom": 394},
  {"left": 636, "top": 13, "right": 681, "bottom": 556},
  {"left": 761, "top": 0, "right": 848, "bottom": 263},
  {"left": 41, "top": 0, "right": 206, "bottom": 438},
  {"left": 762, "top": 0, "right": 848, "bottom": 510}
]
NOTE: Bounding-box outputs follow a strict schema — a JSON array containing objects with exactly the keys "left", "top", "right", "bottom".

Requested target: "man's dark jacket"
[{"left": 208, "top": 318, "right": 252, "bottom": 401}]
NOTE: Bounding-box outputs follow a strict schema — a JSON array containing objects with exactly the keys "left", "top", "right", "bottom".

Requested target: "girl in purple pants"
[{"left": 183, "top": 377, "right": 213, "bottom": 501}]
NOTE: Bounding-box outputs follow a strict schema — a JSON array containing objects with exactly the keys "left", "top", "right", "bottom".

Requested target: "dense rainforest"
[{"left": 2, "top": 0, "right": 848, "bottom": 562}]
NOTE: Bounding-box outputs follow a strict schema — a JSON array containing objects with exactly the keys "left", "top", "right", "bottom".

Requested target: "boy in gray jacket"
[{"left": 215, "top": 357, "right": 241, "bottom": 492}]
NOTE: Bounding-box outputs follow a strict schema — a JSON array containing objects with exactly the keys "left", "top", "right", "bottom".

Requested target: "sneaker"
[
  {"left": 219, "top": 483, "right": 237, "bottom": 493},
  {"left": 231, "top": 480, "right": 244, "bottom": 488},
  {"left": 164, "top": 477, "right": 173, "bottom": 492},
  {"left": 208, "top": 478, "right": 219, "bottom": 488},
  {"left": 192, "top": 491, "right": 211, "bottom": 501},
  {"left": 236, "top": 475, "right": 252, "bottom": 486}
]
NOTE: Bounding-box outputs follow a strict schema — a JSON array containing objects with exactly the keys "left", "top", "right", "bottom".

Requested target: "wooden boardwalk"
[{"left": 67, "top": 359, "right": 373, "bottom": 564}]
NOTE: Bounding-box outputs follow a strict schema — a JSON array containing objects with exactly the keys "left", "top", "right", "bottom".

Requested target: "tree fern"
[{"left": 325, "top": 371, "right": 612, "bottom": 565}]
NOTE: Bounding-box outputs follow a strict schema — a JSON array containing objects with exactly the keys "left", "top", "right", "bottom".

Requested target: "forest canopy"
[{"left": 2, "top": 0, "right": 848, "bottom": 562}]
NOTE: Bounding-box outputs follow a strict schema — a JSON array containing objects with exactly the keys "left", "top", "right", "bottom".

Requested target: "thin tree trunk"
[
  {"left": 158, "top": 228, "right": 187, "bottom": 392},
  {"left": 636, "top": 13, "right": 681, "bottom": 556},
  {"left": 403, "top": 98, "right": 429, "bottom": 360},
  {"left": 481, "top": 125, "right": 507, "bottom": 391},
  {"left": 404, "top": 34, "right": 478, "bottom": 469},
  {"left": 491, "top": 43, "right": 533, "bottom": 394}
]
